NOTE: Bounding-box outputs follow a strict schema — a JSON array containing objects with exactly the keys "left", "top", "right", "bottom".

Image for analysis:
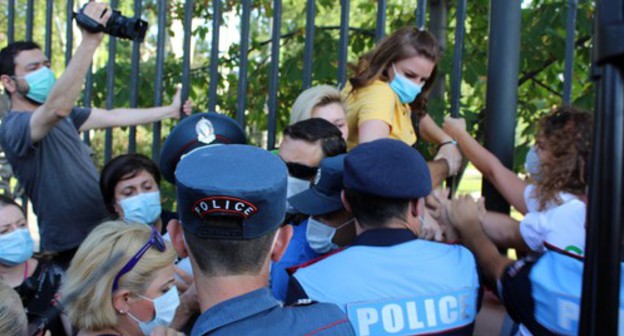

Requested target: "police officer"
[
  {"left": 445, "top": 194, "right": 602, "bottom": 336},
  {"left": 287, "top": 139, "right": 481, "bottom": 336},
  {"left": 166, "top": 144, "right": 355, "bottom": 335}
]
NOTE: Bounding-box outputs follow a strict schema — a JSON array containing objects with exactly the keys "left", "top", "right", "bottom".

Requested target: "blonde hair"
[
  {"left": 289, "top": 85, "right": 345, "bottom": 125},
  {"left": 0, "top": 281, "right": 27, "bottom": 336},
  {"left": 61, "top": 221, "right": 176, "bottom": 331}
]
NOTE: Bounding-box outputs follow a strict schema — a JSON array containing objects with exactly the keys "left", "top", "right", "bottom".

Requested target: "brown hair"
[
  {"left": 534, "top": 106, "right": 593, "bottom": 210},
  {"left": 348, "top": 27, "right": 441, "bottom": 119}
]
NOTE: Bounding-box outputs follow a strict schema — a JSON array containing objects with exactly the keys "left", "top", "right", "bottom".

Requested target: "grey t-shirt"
[{"left": 0, "top": 107, "right": 110, "bottom": 252}]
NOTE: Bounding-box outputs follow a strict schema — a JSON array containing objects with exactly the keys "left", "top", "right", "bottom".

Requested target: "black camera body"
[{"left": 74, "top": 4, "right": 148, "bottom": 42}]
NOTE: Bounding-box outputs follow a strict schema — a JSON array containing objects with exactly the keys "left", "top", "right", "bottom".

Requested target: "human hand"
[
  {"left": 434, "top": 142, "right": 462, "bottom": 176},
  {"left": 442, "top": 117, "right": 467, "bottom": 139},
  {"left": 427, "top": 188, "right": 460, "bottom": 242},
  {"left": 78, "top": 2, "right": 111, "bottom": 44},
  {"left": 447, "top": 195, "right": 486, "bottom": 238},
  {"left": 169, "top": 284, "right": 199, "bottom": 330},
  {"left": 170, "top": 85, "right": 192, "bottom": 118},
  {"left": 418, "top": 208, "right": 444, "bottom": 242},
  {"left": 150, "top": 326, "right": 185, "bottom": 336},
  {"left": 174, "top": 265, "right": 193, "bottom": 294}
]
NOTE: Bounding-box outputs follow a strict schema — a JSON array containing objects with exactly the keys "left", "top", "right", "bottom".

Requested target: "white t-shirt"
[{"left": 519, "top": 185, "right": 586, "bottom": 255}]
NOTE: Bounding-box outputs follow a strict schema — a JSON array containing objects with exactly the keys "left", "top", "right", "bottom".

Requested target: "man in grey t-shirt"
[{"left": 0, "top": 2, "right": 191, "bottom": 265}]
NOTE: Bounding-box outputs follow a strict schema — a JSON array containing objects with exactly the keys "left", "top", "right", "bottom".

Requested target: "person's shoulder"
[{"left": 279, "top": 301, "right": 354, "bottom": 335}]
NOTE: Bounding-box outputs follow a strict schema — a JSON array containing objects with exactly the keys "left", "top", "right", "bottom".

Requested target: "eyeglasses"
[
  {"left": 112, "top": 226, "right": 166, "bottom": 292},
  {"left": 286, "top": 162, "right": 318, "bottom": 180}
]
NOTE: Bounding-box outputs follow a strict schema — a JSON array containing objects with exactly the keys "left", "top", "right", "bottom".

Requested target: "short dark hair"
[
  {"left": 283, "top": 118, "right": 346, "bottom": 158},
  {"left": 183, "top": 216, "right": 276, "bottom": 276},
  {"left": 99, "top": 154, "right": 161, "bottom": 214},
  {"left": 344, "top": 188, "right": 409, "bottom": 228},
  {"left": 0, "top": 41, "right": 41, "bottom": 95},
  {"left": 0, "top": 194, "right": 24, "bottom": 214}
]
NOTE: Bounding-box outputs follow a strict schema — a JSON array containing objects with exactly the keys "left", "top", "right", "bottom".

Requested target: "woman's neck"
[{"left": 0, "top": 259, "right": 35, "bottom": 288}]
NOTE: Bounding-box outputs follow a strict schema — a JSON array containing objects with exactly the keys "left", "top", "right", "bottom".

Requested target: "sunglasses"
[
  {"left": 286, "top": 162, "right": 318, "bottom": 180},
  {"left": 112, "top": 226, "right": 166, "bottom": 292}
]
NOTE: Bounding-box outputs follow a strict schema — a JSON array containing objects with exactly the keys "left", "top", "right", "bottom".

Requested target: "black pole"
[
  {"left": 181, "top": 0, "right": 194, "bottom": 119},
  {"left": 208, "top": 0, "right": 221, "bottom": 112},
  {"left": 375, "top": 0, "right": 386, "bottom": 41},
  {"left": 65, "top": 0, "right": 74, "bottom": 66},
  {"left": 104, "top": 32, "right": 117, "bottom": 164},
  {"left": 236, "top": 0, "right": 251, "bottom": 129},
  {"left": 579, "top": 0, "right": 624, "bottom": 334},
  {"left": 44, "top": 0, "right": 53, "bottom": 60},
  {"left": 267, "top": 0, "right": 282, "bottom": 150},
  {"left": 83, "top": 65, "right": 93, "bottom": 146},
  {"left": 337, "top": 0, "right": 350, "bottom": 86},
  {"left": 563, "top": 0, "right": 578, "bottom": 105},
  {"left": 8, "top": 0, "right": 15, "bottom": 44},
  {"left": 416, "top": 0, "right": 427, "bottom": 29},
  {"left": 26, "top": 0, "right": 34, "bottom": 41},
  {"left": 152, "top": 0, "right": 167, "bottom": 162},
  {"left": 482, "top": 1, "right": 521, "bottom": 214},
  {"left": 302, "top": 0, "right": 316, "bottom": 90},
  {"left": 128, "top": 0, "right": 143, "bottom": 154}
]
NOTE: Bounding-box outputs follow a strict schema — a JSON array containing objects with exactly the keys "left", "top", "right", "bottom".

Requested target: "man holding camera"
[{"left": 0, "top": 1, "right": 191, "bottom": 266}]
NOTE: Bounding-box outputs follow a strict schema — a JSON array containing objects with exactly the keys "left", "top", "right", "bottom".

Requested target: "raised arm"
[
  {"left": 443, "top": 117, "right": 529, "bottom": 214},
  {"left": 29, "top": 2, "right": 110, "bottom": 142},
  {"left": 481, "top": 211, "right": 531, "bottom": 253},
  {"left": 420, "top": 114, "right": 462, "bottom": 175}
]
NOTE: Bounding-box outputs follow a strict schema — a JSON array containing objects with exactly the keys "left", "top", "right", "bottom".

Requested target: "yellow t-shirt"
[{"left": 342, "top": 80, "right": 416, "bottom": 150}]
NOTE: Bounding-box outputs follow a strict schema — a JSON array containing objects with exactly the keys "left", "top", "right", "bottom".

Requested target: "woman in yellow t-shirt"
[{"left": 343, "top": 27, "right": 461, "bottom": 186}]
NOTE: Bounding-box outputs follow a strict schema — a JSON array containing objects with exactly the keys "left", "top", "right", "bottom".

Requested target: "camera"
[{"left": 74, "top": 4, "right": 148, "bottom": 42}]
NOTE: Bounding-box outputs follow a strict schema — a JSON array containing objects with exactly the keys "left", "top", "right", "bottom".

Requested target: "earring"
[{"left": 118, "top": 310, "right": 125, "bottom": 314}]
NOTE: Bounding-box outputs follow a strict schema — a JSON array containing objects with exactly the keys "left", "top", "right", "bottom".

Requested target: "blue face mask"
[
  {"left": 525, "top": 145, "right": 543, "bottom": 181},
  {"left": 0, "top": 228, "right": 34, "bottom": 266},
  {"left": 129, "top": 286, "right": 180, "bottom": 336},
  {"left": 14, "top": 67, "right": 57, "bottom": 104},
  {"left": 389, "top": 64, "right": 424, "bottom": 104},
  {"left": 119, "top": 191, "right": 162, "bottom": 225}
]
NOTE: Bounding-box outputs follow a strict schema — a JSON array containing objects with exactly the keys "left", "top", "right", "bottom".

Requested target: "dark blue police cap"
[
  {"left": 288, "top": 154, "right": 346, "bottom": 215},
  {"left": 344, "top": 139, "right": 431, "bottom": 199},
  {"left": 176, "top": 144, "right": 287, "bottom": 239},
  {"left": 160, "top": 112, "right": 247, "bottom": 184}
]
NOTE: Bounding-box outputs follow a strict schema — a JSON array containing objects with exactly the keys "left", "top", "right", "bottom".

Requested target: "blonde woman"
[
  {"left": 0, "top": 280, "right": 27, "bottom": 336},
  {"left": 290, "top": 85, "right": 349, "bottom": 140},
  {"left": 61, "top": 221, "right": 180, "bottom": 336}
]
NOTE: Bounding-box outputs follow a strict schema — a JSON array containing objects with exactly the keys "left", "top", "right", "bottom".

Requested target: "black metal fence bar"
[
  {"left": 236, "top": 0, "right": 251, "bottom": 128},
  {"left": 207, "top": 0, "right": 221, "bottom": 112},
  {"left": 128, "top": 0, "right": 143, "bottom": 154},
  {"left": 181, "top": 0, "right": 193, "bottom": 119},
  {"left": 563, "top": 0, "right": 578, "bottom": 104},
  {"left": 65, "top": 0, "right": 74, "bottom": 66},
  {"left": 416, "top": 0, "right": 427, "bottom": 29},
  {"left": 83, "top": 65, "right": 93, "bottom": 145},
  {"left": 337, "top": 0, "right": 350, "bottom": 86},
  {"left": 26, "top": 0, "right": 34, "bottom": 41},
  {"left": 449, "top": 0, "right": 467, "bottom": 118},
  {"left": 376, "top": 0, "right": 387, "bottom": 41},
  {"left": 104, "top": 0, "right": 119, "bottom": 164},
  {"left": 152, "top": 0, "right": 168, "bottom": 162},
  {"left": 7, "top": 0, "right": 15, "bottom": 44},
  {"left": 44, "top": 0, "right": 52, "bottom": 60},
  {"left": 302, "top": 0, "right": 316, "bottom": 90},
  {"left": 267, "top": 0, "right": 283, "bottom": 150}
]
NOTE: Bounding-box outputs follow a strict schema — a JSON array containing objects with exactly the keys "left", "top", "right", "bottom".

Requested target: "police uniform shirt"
[
  {"left": 499, "top": 243, "right": 624, "bottom": 336},
  {"left": 287, "top": 229, "right": 481, "bottom": 336},
  {"left": 190, "top": 287, "right": 355, "bottom": 336}
]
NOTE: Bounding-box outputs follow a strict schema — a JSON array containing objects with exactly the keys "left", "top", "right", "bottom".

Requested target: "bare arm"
[
  {"left": 29, "top": 3, "right": 109, "bottom": 142},
  {"left": 80, "top": 87, "right": 191, "bottom": 131},
  {"left": 448, "top": 195, "right": 514, "bottom": 289},
  {"left": 420, "top": 114, "right": 463, "bottom": 176},
  {"left": 428, "top": 159, "right": 449, "bottom": 188},
  {"left": 443, "top": 117, "right": 529, "bottom": 214},
  {"left": 358, "top": 119, "right": 390, "bottom": 144},
  {"left": 481, "top": 211, "right": 531, "bottom": 253}
]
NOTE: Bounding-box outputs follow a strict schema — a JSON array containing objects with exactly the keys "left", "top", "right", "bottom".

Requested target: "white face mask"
[
  {"left": 306, "top": 217, "right": 354, "bottom": 254},
  {"left": 525, "top": 145, "right": 543, "bottom": 181},
  {"left": 286, "top": 176, "right": 311, "bottom": 212},
  {"left": 128, "top": 286, "right": 180, "bottom": 335}
]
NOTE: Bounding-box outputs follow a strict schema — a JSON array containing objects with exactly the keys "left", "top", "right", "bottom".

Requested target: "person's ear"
[
  {"left": 0, "top": 74, "right": 17, "bottom": 95},
  {"left": 167, "top": 219, "right": 188, "bottom": 258},
  {"left": 270, "top": 225, "right": 293, "bottom": 262},
  {"left": 341, "top": 190, "right": 352, "bottom": 213},
  {"left": 112, "top": 289, "right": 132, "bottom": 314},
  {"left": 410, "top": 198, "right": 425, "bottom": 219},
  {"left": 112, "top": 202, "right": 124, "bottom": 219}
]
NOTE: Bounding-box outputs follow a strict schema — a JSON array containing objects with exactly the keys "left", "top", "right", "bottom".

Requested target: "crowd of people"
[{"left": 0, "top": 2, "right": 595, "bottom": 335}]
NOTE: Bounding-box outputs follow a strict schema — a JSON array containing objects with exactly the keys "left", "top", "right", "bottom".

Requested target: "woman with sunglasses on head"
[
  {"left": 61, "top": 221, "right": 182, "bottom": 336},
  {"left": 0, "top": 195, "right": 68, "bottom": 335},
  {"left": 442, "top": 106, "right": 592, "bottom": 256},
  {"left": 343, "top": 26, "right": 462, "bottom": 186}
]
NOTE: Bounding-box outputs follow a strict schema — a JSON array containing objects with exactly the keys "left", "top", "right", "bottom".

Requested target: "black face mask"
[{"left": 285, "top": 162, "right": 318, "bottom": 180}]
